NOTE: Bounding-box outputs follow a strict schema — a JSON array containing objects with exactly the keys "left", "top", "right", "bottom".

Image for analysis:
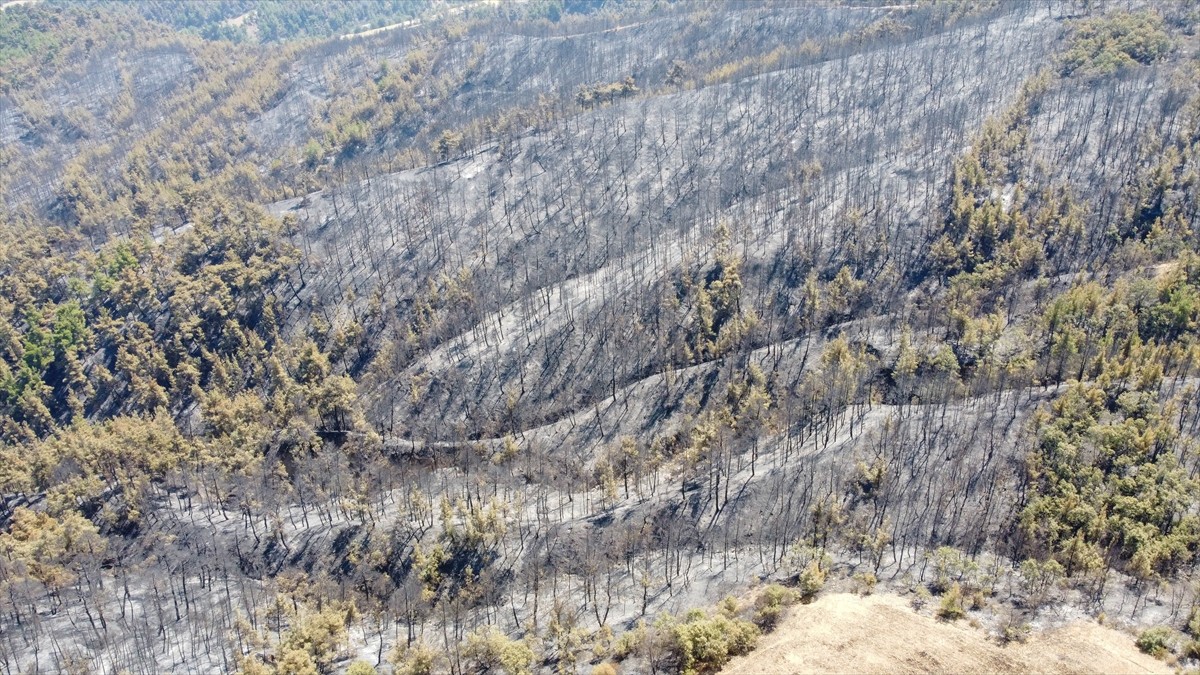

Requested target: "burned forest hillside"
[{"left": 3, "top": 0, "right": 1200, "bottom": 673}]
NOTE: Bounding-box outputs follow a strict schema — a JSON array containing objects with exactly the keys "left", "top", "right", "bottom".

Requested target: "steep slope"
[
  {"left": 2, "top": 2, "right": 1200, "bottom": 674},
  {"left": 272, "top": 2, "right": 1062, "bottom": 438}
]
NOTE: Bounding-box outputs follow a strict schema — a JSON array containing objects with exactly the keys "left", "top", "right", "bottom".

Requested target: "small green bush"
[
  {"left": 346, "top": 660, "right": 378, "bottom": 675},
  {"left": 1000, "top": 617, "right": 1031, "bottom": 645},
  {"left": 389, "top": 640, "right": 438, "bottom": 675},
  {"left": 969, "top": 590, "right": 988, "bottom": 611},
  {"left": 1018, "top": 558, "right": 1063, "bottom": 609},
  {"left": 797, "top": 561, "right": 827, "bottom": 602},
  {"left": 1182, "top": 639, "right": 1200, "bottom": 660},
  {"left": 670, "top": 612, "right": 760, "bottom": 675},
  {"left": 591, "top": 663, "right": 619, "bottom": 675},
  {"left": 928, "top": 547, "right": 977, "bottom": 595},
  {"left": 463, "top": 626, "right": 535, "bottom": 675},
  {"left": 912, "top": 586, "right": 933, "bottom": 611},
  {"left": 718, "top": 596, "right": 740, "bottom": 617},
  {"left": 852, "top": 571, "right": 877, "bottom": 596},
  {"left": 612, "top": 620, "right": 647, "bottom": 661},
  {"left": 753, "top": 584, "right": 799, "bottom": 629},
  {"left": 1136, "top": 626, "right": 1174, "bottom": 658},
  {"left": 937, "top": 583, "right": 966, "bottom": 621}
]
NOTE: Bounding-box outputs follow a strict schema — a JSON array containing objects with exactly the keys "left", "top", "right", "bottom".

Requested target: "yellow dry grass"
[{"left": 722, "top": 593, "right": 1169, "bottom": 675}]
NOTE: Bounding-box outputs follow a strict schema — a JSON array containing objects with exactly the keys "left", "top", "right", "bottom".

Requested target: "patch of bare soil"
[{"left": 722, "top": 593, "right": 1168, "bottom": 675}]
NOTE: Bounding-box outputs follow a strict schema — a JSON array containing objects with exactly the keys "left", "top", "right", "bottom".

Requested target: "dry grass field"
[{"left": 723, "top": 593, "right": 1169, "bottom": 675}]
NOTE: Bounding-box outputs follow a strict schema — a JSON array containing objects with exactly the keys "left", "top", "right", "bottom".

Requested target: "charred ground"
[{"left": 3, "top": 1, "right": 1200, "bottom": 673}]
